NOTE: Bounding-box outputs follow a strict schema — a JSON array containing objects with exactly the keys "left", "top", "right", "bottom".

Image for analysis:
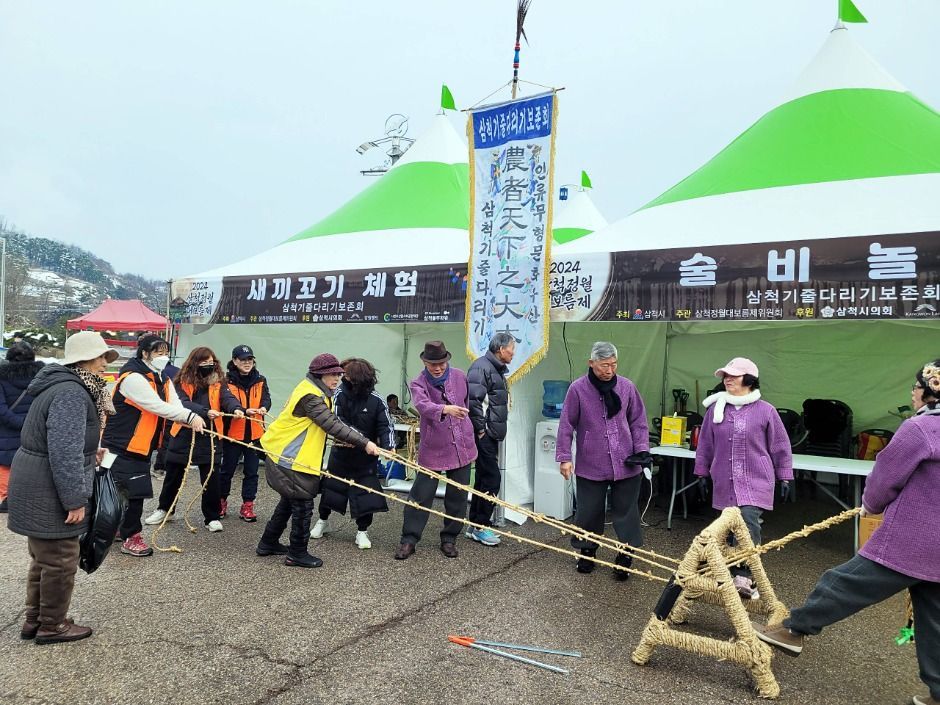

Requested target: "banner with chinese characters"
[
  {"left": 549, "top": 231, "right": 940, "bottom": 322},
  {"left": 466, "top": 91, "right": 557, "bottom": 382},
  {"left": 169, "top": 264, "right": 468, "bottom": 325}
]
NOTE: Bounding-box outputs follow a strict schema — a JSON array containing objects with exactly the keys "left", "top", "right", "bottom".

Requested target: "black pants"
[
  {"left": 468, "top": 434, "right": 501, "bottom": 527},
  {"left": 571, "top": 474, "right": 643, "bottom": 552},
  {"left": 158, "top": 461, "right": 221, "bottom": 524},
  {"left": 786, "top": 554, "right": 940, "bottom": 699},
  {"left": 219, "top": 440, "right": 260, "bottom": 501},
  {"left": 319, "top": 505, "right": 372, "bottom": 531},
  {"left": 120, "top": 498, "right": 144, "bottom": 539},
  {"left": 261, "top": 495, "right": 315, "bottom": 557},
  {"left": 400, "top": 464, "right": 471, "bottom": 545}
]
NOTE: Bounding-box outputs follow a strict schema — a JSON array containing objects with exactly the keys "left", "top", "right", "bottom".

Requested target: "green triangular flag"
[
  {"left": 581, "top": 170, "right": 592, "bottom": 189},
  {"left": 441, "top": 84, "right": 456, "bottom": 111},
  {"left": 839, "top": 0, "right": 868, "bottom": 23}
]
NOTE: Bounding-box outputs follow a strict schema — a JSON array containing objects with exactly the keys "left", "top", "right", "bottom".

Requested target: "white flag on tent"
[{"left": 466, "top": 91, "right": 557, "bottom": 382}]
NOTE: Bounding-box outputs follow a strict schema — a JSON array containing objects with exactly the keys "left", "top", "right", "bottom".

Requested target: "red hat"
[{"left": 308, "top": 353, "right": 344, "bottom": 376}]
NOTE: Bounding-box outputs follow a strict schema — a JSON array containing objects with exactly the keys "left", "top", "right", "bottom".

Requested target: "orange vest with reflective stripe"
[
  {"left": 170, "top": 382, "right": 224, "bottom": 437},
  {"left": 227, "top": 381, "right": 265, "bottom": 441},
  {"left": 102, "top": 370, "right": 173, "bottom": 458}
]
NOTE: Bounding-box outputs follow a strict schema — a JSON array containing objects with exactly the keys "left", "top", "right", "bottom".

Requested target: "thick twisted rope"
[
  {"left": 200, "top": 425, "right": 671, "bottom": 582},
  {"left": 216, "top": 411, "right": 679, "bottom": 570}
]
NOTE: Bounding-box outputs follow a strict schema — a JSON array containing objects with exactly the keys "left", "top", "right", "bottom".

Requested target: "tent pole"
[
  {"left": 400, "top": 324, "right": 410, "bottom": 405},
  {"left": 165, "top": 279, "right": 172, "bottom": 344},
  {"left": 661, "top": 322, "right": 672, "bottom": 422}
]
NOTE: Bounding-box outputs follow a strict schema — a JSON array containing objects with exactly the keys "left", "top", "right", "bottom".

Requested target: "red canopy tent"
[{"left": 66, "top": 299, "right": 168, "bottom": 333}]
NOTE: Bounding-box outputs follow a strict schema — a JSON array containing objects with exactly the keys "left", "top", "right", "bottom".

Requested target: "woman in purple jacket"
[
  {"left": 694, "top": 357, "right": 793, "bottom": 599},
  {"left": 394, "top": 341, "right": 477, "bottom": 561},
  {"left": 755, "top": 360, "right": 940, "bottom": 705},
  {"left": 556, "top": 341, "right": 650, "bottom": 580}
]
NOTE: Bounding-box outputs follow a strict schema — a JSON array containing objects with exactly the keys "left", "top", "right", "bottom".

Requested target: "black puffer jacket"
[
  {"left": 167, "top": 377, "right": 243, "bottom": 465},
  {"left": 468, "top": 351, "right": 509, "bottom": 442},
  {"left": 0, "top": 360, "right": 45, "bottom": 466},
  {"left": 320, "top": 382, "right": 395, "bottom": 518},
  {"left": 7, "top": 365, "right": 99, "bottom": 539}
]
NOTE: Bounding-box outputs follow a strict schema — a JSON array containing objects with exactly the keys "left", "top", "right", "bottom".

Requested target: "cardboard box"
[
  {"left": 858, "top": 514, "right": 884, "bottom": 547},
  {"left": 661, "top": 415, "right": 688, "bottom": 447}
]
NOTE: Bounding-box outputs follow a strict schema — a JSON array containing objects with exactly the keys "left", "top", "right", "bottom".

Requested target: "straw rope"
[{"left": 197, "top": 422, "right": 672, "bottom": 581}]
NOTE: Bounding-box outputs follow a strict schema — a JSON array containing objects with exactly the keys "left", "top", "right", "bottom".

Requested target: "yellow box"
[
  {"left": 858, "top": 514, "right": 883, "bottom": 547},
  {"left": 661, "top": 415, "right": 688, "bottom": 447}
]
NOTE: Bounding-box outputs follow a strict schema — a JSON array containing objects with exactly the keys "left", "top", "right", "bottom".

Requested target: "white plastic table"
[{"left": 649, "top": 445, "right": 874, "bottom": 549}]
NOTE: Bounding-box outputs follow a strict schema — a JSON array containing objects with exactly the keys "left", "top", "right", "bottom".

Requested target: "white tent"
[{"left": 552, "top": 185, "right": 608, "bottom": 245}]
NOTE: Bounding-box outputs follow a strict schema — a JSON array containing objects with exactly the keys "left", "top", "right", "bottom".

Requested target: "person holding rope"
[
  {"left": 694, "top": 357, "right": 793, "bottom": 599},
  {"left": 466, "top": 332, "right": 514, "bottom": 547},
  {"left": 755, "top": 360, "right": 940, "bottom": 705},
  {"left": 0, "top": 342, "right": 45, "bottom": 513},
  {"left": 145, "top": 347, "right": 244, "bottom": 532},
  {"left": 312, "top": 357, "right": 394, "bottom": 549},
  {"left": 101, "top": 334, "right": 205, "bottom": 557},
  {"left": 395, "top": 341, "right": 477, "bottom": 561},
  {"left": 257, "top": 353, "right": 378, "bottom": 567},
  {"left": 556, "top": 341, "right": 650, "bottom": 580},
  {"left": 219, "top": 345, "right": 270, "bottom": 523},
  {"left": 7, "top": 332, "right": 118, "bottom": 644}
]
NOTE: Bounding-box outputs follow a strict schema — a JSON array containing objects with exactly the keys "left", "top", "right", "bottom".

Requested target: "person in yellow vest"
[
  {"left": 102, "top": 335, "right": 205, "bottom": 557},
  {"left": 145, "top": 347, "right": 244, "bottom": 532},
  {"left": 220, "top": 345, "right": 271, "bottom": 523},
  {"left": 257, "top": 353, "right": 378, "bottom": 567}
]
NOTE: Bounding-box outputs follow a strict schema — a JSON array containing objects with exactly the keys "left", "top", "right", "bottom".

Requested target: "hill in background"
[{"left": 0, "top": 216, "right": 166, "bottom": 333}]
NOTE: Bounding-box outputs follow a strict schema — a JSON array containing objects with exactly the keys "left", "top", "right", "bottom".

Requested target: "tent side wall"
[{"left": 663, "top": 319, "right": 937, "bottom": 430}]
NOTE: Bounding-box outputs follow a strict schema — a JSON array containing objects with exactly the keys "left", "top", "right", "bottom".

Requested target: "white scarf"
[{"left": 702, "top": 389, "right": 762, "bottom": 424}]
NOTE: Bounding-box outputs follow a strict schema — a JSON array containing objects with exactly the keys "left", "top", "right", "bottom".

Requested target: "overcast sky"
[{"left": 1, "top": 1, "right": 938, "bottom": 280}]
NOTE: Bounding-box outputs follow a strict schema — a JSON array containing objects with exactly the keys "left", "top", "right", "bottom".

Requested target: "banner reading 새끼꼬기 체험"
[{"left": 466, "top": 91, "right": 558, "bottom": 382}]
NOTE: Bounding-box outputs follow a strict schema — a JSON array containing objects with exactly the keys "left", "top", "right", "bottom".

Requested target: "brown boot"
[
  {"left": 35, "top": 620, "right": 92, "bottom": 645},
  {"left": 20, "top": 611, "right": 40, "bottom": 640}
]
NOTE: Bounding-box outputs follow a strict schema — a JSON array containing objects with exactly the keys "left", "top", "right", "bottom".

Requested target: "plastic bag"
[{"left": 79, "top": 468, "right": 127, "bottom": 574}]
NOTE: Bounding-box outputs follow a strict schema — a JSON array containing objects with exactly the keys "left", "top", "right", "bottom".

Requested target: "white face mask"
[{"left": 150, "top": 355, "right": 170, "bottom": 372}]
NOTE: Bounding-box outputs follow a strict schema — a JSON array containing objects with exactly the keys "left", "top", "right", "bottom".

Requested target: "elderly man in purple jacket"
[
  {"left": 556, "top": 341, "right": 650, "bottom": 580},
  {"left": 755, "top": 360, "right": 940, "bottom": 705},
  {"left": 394, "top": 341, "right": 478, "bottom": 561}
]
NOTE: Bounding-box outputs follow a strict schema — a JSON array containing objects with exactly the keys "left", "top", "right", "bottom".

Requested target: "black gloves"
[{"left": 626, "top": 450, "right": 654, "bottom": 468}]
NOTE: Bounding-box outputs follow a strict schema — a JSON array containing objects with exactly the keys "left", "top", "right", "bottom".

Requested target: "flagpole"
[{"left": 511, "top": 0, "right": 532, "bottom": 100}]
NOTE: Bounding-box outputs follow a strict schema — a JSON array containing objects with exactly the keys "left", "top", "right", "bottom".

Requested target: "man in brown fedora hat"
[{"left": 394, "top": 341, "right": 477, "bottom": 560}]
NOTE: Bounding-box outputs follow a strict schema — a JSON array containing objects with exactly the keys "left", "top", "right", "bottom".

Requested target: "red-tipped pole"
[{"left": 448, "top": 635, "right": 569, "bottom": 674}]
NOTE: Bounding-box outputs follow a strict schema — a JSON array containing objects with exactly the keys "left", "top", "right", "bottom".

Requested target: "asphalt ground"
[{"left": 0, "top": 475, "right": 924, "bottom": 705}]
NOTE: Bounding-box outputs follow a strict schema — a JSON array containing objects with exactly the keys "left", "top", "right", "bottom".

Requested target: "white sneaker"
[
  {"left": 355, "top": 531, "right": 372, "bottom": 550},
  {"left": 310, "top": 519, "right": 328, "bottom": 539},
  {"left": 144, "top": 509, "right": 170, "bottom": 525},
  {"left": 207, "top": 520, "right": 224, "bottom": 533}
]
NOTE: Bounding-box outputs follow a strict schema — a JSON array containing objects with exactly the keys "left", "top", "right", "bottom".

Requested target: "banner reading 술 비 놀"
[{"left": 466, "top": 91, "right": 557, "bottom": 382}]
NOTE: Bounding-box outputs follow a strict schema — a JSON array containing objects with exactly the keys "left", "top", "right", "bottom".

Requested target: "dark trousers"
[
  {"left": 319, "top": 505, "right": 372, "bottom": 531},
  {"left": 26, "top": 536, "right": 80, "bottom": 626},
  {"left": 571, "top": 474, "right": 644, "bottom": 552},
  {"left": 120, "top": 498, "right": 144, "bottom": 539},
  {"left": 786, "top": 554, "right": 940, "bottom": 699},
  {"left": 729, "top": 505, "right": 763, "bottom": 578},
  {"left": 219, "top": 440, "right": 260, "bottom": 501},
  {"left": 159, "top": 460, "right": 221, "bottom": 524},
  {"left": 468, "top": 434, "right": 501, "bottom": 527},
  {"left": 400, "top": 464, "right": 471, "bottom": 545},
  {"left": 261, "top": 495, "right": 315, "bottom": 557}
]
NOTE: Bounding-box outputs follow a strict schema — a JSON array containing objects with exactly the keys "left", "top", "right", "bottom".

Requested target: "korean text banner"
[
  {"left": 169, "top": 264, "right": 468, "bottom": 326},
  {"left": 549, "top": 231, "right": 940, "bottom": 323},
  {"left": 466, "top": 91, "right": 557, "bottom": 382}
]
